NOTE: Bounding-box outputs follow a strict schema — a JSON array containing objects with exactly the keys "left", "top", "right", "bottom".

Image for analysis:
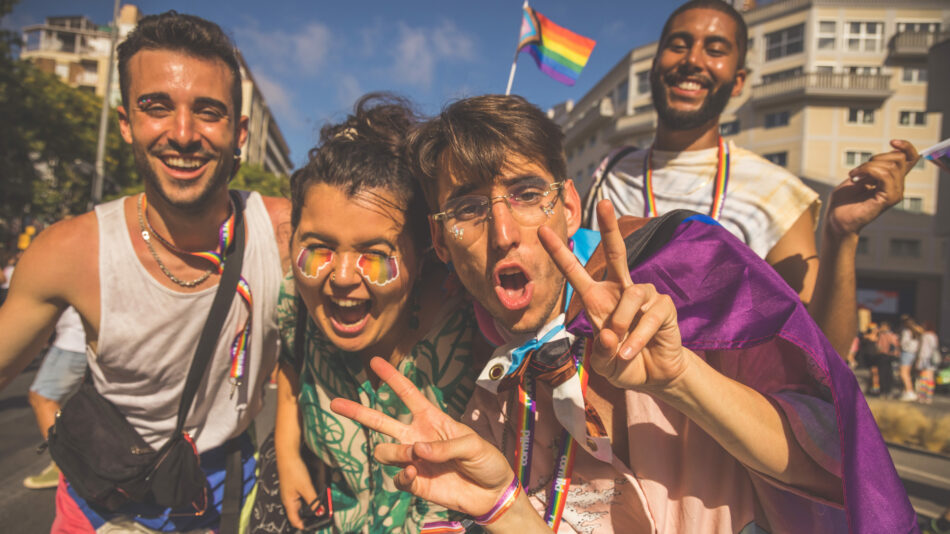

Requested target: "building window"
[
  {"left": 587, "top": 163, "right": 595, "bottom": 177},
  {"left": 847, "top": 108, "right": 874, "bottom": 124},
  {"left": 588, "top": 132, "right": 597, "bottom": 148},
  {"left": 857, "top": 236, "right": 869, "bottom": 255},
  {"left": 720, "top": 120, "right": 740, "bottom": 136},
  {"left": 889, "top": 238, "right": 921, "bottom": 258},
  {"left": 816, "top": 65, "right": 835, "bottom": 75},
  {"left": 899, "top": 111, "right": 927, "bottom": 126},
  {"left": 896, "top": 197, "right": 923, "bottom": 213},
  {"left": 845, "top": 150, "right": 873, "bottom": 166},
  {"left": 897, "top": 22, "right": 941, "bottom": 33},
  {"left": 615, "top": 79, "right": 629, "bottom": 110},
  {"left": 817, "top": 21, "right": 837, "bottom": 50},
  {"left": 761, "top": 67, "right": 803, "bottom": 84},
  {"left": 636, "top": 71, "right": 650, "bottom": 95},
  {"left": 845, "top": 21, "right": 883, "bottom": 52},
  {"left": 764, "top": 111, "right": 790, "bottom": 128},
  {"left": 764, "top": 152, "right": 788, "bottom": 167},
  {"left": 902, "top": 67, "right": 927, "bottom": 83},
  {"left": 766, "top": 23, "right": 804, "bottom": 60}
]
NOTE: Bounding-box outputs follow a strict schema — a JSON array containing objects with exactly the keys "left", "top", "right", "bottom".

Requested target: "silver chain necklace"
[{"left": 136, "top": 194, "right": 213, "bottom": 288}]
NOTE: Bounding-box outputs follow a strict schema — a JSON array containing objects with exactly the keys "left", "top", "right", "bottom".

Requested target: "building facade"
[
  {"left": 21, "top": 5, "right": 293, "bottom": 177},
  {"left": 558, "top": 0, "right": 950, "bottom": 336}
]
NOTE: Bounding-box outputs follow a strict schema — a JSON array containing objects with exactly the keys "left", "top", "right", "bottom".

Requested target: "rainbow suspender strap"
[
  {"left": 141, "top": 195, "right": 252, "bottom": 392},
  {"left": 642, "top": 135, "right": 730, "bottom": 220}
]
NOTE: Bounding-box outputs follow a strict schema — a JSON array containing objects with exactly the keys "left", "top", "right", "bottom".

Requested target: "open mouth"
[
  {"left": 493, "top": 265, "right": 534, "bottom": 311},
  {"left": 666, "top": 74, "right": 711, "bottom": 96},
  {"left": 158, "top": 154, "right": 210, "bottom": 177},
  {"left": 327, "top": 297, "right": 372, "bottom": 334}
]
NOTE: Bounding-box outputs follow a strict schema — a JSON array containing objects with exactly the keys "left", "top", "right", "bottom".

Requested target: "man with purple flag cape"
[{"left": 329, "top": 93, "right": 917, "bottom": 534}]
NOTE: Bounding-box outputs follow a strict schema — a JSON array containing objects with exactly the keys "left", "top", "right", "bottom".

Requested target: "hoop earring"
[{"left": 330, "top": 272, "right": 336, "bottom": 283}]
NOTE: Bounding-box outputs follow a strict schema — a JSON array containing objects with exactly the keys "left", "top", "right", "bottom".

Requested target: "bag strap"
[
  {"left": 581, "top": 145, "right": 639, "bottom": 228},
  {"left": 175, "top": 190, "right": 247, "bottom": 433},
  {"left": 219, "top": 436, "right": 243, "bottom": 534},
  {"left": 293, "top": 296, "right": 331, "bottom": 510}
]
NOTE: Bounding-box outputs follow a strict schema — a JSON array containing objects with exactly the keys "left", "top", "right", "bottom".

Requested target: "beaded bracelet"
[{"left": 473, "top": 477, "right": 522, "bottom": 526}]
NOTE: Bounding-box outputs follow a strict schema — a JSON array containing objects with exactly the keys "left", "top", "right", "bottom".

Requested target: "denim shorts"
[
  {"left": 900, "top": 351, "right": 918, "bottom": 367},
  {"left": 29, "top": 346, "right": 87, "bottom": 401}
]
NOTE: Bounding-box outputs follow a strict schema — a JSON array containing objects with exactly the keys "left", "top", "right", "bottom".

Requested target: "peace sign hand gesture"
[
  {"left": 329, "top": 357, "right": 516, "bottom": 518},
  {"left": 538, "top": 200, "right": 689, "bottom": 391}
]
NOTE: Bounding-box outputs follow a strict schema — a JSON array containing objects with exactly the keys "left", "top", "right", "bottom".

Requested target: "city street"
[{"left": 1, "top": 355, "right": 948, "bottom": 531}]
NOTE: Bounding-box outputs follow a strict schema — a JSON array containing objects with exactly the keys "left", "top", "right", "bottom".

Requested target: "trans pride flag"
[{"left": 517, "top": 5, "right": 595, "bottom": 86}]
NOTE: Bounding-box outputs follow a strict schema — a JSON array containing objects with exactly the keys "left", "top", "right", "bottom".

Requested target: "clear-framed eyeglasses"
[{"left": 430, "top": 181, "right": 565, "bottom": 245}]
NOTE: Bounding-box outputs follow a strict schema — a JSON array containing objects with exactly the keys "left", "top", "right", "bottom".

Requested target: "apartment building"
[
  {"left": 20, "top": 5, "right": 293, "bottom": 177},
  {"left": 558, "top": 0, "right": 950, "bottom": 335}
]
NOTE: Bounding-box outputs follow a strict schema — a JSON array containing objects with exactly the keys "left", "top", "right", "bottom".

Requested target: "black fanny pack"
[{"left": 47, "top": 191, "right": 247, "bottom": 515}]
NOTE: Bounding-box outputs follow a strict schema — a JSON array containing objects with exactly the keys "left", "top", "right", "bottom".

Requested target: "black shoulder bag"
[{"left": 48, "top": 190, "right": 247, "bottom": 515}]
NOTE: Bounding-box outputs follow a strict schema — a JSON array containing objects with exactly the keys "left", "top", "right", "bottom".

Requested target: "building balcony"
[
  {"left": 609, "top": 111, "right": 656, "bottom": 143},
  {"left": 751, "top": 72, "right": 892, "bottom": 105},
  {"left": 564, "top": 97, "right": 614, "bottom": 145},
  {"left": 889, "top": 31, "right": 950, "bottom": 58}
]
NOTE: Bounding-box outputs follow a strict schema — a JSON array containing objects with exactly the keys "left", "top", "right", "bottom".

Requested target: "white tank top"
[{"left": 91, "top": 192, "right": 282, "bottom": 452}]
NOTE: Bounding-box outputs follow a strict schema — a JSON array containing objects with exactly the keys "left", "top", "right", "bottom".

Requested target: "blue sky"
[{"left": 6, "top": 1, "right": 675, "bottom": 168}]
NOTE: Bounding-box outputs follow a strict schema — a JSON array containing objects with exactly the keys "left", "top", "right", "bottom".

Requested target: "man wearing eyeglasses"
[{"left": 357, "top": 93, "right": 913, "bottom": 532}]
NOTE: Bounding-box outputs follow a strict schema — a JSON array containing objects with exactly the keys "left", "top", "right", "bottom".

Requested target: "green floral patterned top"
[{"left": 277, "top": 275, "right": 478, "bottom": 533}]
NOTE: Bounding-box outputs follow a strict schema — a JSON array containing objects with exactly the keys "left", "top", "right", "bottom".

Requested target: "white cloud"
[
  {"left": 389, "top": 20, "right": 476, "bottom": 89},
  {"left": 253, "top": 71, "right": 302, "bottom": 130},
  {"left": 235, "top": 22, "right": 332, "bottom": 77}
]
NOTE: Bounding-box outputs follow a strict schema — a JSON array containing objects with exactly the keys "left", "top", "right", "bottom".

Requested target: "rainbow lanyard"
[
  {"left": 140, "top": 195, "right": 252, "bottom": 392},
  {"left": 643, "top": 135, "right": 730, "bottom": 220},
  {"left": 512, "top": 342, "right": 590, "bottom": 531}
]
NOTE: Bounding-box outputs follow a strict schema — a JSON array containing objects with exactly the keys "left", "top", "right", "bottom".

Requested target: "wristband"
[{"left": 473, "top": 476, "right": 521, "bottom": 526}]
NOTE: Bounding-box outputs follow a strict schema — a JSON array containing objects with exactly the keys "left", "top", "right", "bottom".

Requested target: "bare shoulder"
[
  {"left": 260, "top": 195, "right": 292, "bottom": 269},
  {"left": 18, "top": 212, "right": 99, "bottom": 299}
]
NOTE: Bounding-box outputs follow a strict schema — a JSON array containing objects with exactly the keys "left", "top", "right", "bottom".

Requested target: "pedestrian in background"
[
  {"left": 917, "top": 321, "right": 940, "bottom": 405},
  {"left": 898, "top": 315, "right": 922, "bottom": 401}
]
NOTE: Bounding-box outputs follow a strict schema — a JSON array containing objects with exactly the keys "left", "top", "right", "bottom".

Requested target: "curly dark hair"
[
  {"left": 117, "top": 11, "right": 242, "bottom": 116},
  {"left": 289, "top": 93, "right": 428, "bottom": 251}
]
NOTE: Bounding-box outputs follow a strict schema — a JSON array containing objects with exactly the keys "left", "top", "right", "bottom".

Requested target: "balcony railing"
[
  {"left": 752, "top": 72, "right": 892, "bottom": 104},
  {"left": 889, "top": 31, "right": 950, "bottom": 58}
]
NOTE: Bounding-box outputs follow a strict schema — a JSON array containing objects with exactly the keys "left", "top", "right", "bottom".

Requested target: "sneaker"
[
  {"left": 23, "top": 461, "right": 59, "bottom": 490},
  {"left": 899, "top": 391, "right": 919, "bottom": 402}
]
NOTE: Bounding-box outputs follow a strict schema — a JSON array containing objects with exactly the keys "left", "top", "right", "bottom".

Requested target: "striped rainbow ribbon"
[
  {"left": 642, "top": 135, "right": 730, "bottom": 220},
  {"left": 140, "top": 195, "right": 252, "bottom": 390}
]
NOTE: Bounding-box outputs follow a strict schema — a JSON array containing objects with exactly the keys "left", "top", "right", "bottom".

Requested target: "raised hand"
[
  {"left": 329, "top": 357, "right": 516, "bottom": 518},
  {"left": 827, "top": 139, "right": 918, "bottom": 236},
  {"left": 538, "top": 200, "right": 688, "bottom": 391}
]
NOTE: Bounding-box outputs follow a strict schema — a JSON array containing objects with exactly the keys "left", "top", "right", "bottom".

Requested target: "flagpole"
[{"left": 506, "top": 0, "right": 529, "bottom": 95}]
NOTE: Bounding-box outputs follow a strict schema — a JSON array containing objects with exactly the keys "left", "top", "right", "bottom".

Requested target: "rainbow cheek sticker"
[
  {"left": 296, "top": 248, "right": 333, "bottom": 279},
  {"left": 357, "top": 254, "right": 400, "bottom": 286}
]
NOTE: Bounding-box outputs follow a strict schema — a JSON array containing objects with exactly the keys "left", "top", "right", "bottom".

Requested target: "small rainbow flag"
[{"left": 517, "top": 5, "right": 596, "bottom": 86}]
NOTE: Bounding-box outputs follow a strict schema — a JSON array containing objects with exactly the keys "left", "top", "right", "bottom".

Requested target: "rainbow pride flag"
[{"left": 517, "top": 6, "right": 596, "bottom": 86}]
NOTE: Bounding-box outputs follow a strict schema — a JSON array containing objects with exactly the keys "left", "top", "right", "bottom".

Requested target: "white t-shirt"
[
  {"left": 53, "top": 306, "right": 86, "bottom": 353},
  {"left": 587, "top": 141, "right": 820, "bottom": 259}
]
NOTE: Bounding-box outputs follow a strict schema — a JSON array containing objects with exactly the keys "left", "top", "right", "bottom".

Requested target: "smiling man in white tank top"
[
  {"left": 585, "top": 0, "right": 917, "bottom": 359},
  {"left": 0, "top": 12, "right": 290, "bottom": 533}
]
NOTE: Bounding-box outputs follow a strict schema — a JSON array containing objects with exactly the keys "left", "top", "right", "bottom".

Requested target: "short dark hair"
[
  {"left": 117, "top": 11, "right": 243, "bottom": 117},
  {"left": 407, "top": 94, "right": 567, "bottom": 211},
  {"left": 658, "top": 0, "right": 748, "bottom": 70},
  {"left": 289, "top": 93, "right": 428, "bottom": 251}
]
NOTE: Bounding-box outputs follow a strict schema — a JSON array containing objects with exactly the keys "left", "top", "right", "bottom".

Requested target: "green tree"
[
  {"left": 0, "top": 0, "right": 137, "bottom": 230},
  {"left": 231, "top": 163, "right": 290, "bottom": 198}
]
